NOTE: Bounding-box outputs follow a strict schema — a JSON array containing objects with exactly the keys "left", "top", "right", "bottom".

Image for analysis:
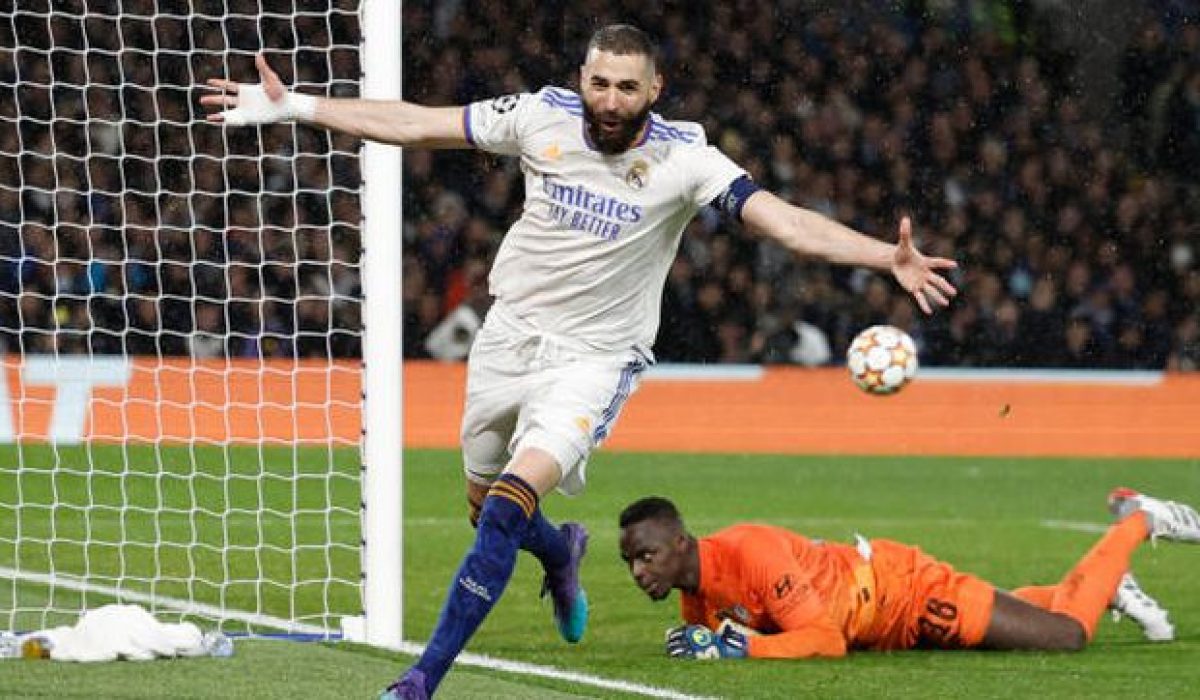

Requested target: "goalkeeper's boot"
[
  {"left": 379, "top": 668, "right": 428, "bottom": 700},
  {"left": 1108, "top": 488, "right": 1200, "bottom": 544},
  {"left": 1110, "top": 572, "right": 1174, "bottom": 641},
  {"left": 541, "top": 522, "right": 589, "bottom": 643}
]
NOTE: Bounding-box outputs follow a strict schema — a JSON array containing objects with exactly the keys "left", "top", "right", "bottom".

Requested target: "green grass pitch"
[{"left": 2, "top": 445, "right": 1198, "bottom": 698}]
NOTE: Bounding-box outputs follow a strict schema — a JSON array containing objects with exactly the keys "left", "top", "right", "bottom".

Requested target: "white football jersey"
[{"left": 464, "top": 86, "right": 747, "bottom": 355}]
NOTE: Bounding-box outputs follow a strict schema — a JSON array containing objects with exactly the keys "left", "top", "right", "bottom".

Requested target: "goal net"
[{"left": 0, "top": 0, "right": 400, "bottom": 642}]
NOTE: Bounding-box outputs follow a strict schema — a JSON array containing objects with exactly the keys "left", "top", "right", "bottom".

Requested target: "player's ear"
[{"left": 649, "top": 71, "right": 663, "bottom": 103}]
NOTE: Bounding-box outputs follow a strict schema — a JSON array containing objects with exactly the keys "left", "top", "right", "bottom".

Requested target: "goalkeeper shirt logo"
[
  {"left": 542, "top": 176, "right": 643, "bottom": 241},
  {"left": 774, "top": 573, "right": 795, "bottom": 599}
]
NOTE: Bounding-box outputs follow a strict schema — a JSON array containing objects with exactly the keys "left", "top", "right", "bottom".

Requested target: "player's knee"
[
  {"left": 1053, "top": 620, "right": 1087, "bottom": 652},
  {"left": 466, "top": 482, "right": 489, "bottom": 528},
  {"left": 1065, "top": 622, "right": 1087, "bottom": 652}
]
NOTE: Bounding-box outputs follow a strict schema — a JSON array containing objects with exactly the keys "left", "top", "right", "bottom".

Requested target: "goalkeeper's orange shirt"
[{"left": 680, "top": 523, "right": 994, "bottom": 658}]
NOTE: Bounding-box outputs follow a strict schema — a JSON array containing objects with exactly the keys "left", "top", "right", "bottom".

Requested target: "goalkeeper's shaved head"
[
  {"left": 619, "top": 496, "right": 684, "bottom": 532},
  {"left": 619, "top": 496, "right": 698, "bottom": 600}
]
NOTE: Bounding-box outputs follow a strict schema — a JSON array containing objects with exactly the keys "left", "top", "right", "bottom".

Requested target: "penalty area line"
[
  {"left": 398, "top": 641, "right": 720, "bottom": 700},
  {"left": 1, "top": 565, "right": 716, "bottom": 700}
]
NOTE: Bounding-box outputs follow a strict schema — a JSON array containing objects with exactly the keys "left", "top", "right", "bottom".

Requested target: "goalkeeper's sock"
[
  {"left": 1011, "top": 585, "right": 1056, "bottom": 609},
  {"left": 414, "top": 473, "right": 536, "bottom": 693},
  {"left": 1049, "top": 512, "right": 1148, "bottom": 639}
]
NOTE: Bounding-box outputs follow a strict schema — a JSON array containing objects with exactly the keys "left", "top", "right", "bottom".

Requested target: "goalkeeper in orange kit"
[{"left": 617, "top": 488, "right": 1197, "bottom": 659}]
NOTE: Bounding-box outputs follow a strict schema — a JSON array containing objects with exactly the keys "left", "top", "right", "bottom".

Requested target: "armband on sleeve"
[{"left": 709, "top": 175, "right": 761, "bottom": 222}]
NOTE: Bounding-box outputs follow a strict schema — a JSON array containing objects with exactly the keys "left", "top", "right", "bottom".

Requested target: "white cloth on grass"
[{"left": 32, "top": 604, "right": 209, "bottom": 662}]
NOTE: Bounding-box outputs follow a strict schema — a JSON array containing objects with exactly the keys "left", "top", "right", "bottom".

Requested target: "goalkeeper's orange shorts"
[{"left": 858, "top": 539, "right": 995, "bottom": 651}]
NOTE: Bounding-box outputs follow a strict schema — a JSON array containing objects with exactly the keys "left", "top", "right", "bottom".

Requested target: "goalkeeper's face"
[
  {"left": 580, "top": 49, "right": 662, "bottom": 155},
  {"left": 619, "top": 518, "right": 690, "bottom": 601}
]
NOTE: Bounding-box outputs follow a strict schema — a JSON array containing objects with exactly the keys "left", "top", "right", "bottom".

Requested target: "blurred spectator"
[
  {"left": 1159, "top": 63, "right": 1200, "bottom": 178},
  {"left": 1168, "top": 313, "right": 1200, "bottom": 371},
  {"left": 425, "top": 256, "right": 491, "bottom": 361}
]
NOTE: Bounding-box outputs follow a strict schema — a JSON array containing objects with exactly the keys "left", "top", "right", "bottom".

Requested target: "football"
[{"left": 846, "top": 325, "right": 918, "bottom": 395}]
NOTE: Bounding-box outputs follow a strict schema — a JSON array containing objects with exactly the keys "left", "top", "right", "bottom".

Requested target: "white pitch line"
[
  {"left": 420, "top": 644, "right": 719, "bottom": 700},
  {"left": 1, "top": 566, "right": 716, "bottom": 700},
  {"left": 1040, "top": 519, "right": 1109, "bottom": 534}
]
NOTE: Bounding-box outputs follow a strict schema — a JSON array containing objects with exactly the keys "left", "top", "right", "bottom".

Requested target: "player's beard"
[{"left": 583, "top": 101, "right": 653, "bottom": 155}]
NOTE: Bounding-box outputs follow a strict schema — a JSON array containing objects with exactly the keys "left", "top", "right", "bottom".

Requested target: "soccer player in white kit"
[{"left": 202, "top": 24, "right": 958, "bottom": 698}]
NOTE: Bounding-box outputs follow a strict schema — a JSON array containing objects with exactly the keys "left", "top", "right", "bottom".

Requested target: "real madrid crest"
[{"left": 624, "top": 159, "right": 649, "bottom": 190}]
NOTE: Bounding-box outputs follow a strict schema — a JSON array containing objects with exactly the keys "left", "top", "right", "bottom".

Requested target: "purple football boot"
[
  {"left": 540, "top": 522, "right": 589, "bottom": 643},
  {"left": 379, "top": 668, "right": 428, "bottom": 700}
]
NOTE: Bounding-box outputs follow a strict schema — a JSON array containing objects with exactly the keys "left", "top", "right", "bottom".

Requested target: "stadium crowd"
[
  {"left": 0, "top": 1, "right": 365, "bottom": 359},
  {"left": 400, "top": 0, "right": 1200, "bottom": 371},
  {"left": 1, "top": 1, "right": 1197, "bottom": 371}
]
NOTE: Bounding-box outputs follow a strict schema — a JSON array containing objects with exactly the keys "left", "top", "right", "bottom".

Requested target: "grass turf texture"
[{"left": 1, "top": 446, "right": 1198, "bottom": 698}]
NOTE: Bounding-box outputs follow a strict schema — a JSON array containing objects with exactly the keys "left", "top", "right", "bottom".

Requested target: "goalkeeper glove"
[{"left": 665, "top": 623, "right": 748, "bottom": 659}]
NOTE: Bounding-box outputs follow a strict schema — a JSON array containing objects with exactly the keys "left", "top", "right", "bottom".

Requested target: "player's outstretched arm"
[
  {"left": 199, "top": 54, "right": 469, "bottom": 149},
  {"left": 740, "top": 191, "right": 958, "bottom": 314}
]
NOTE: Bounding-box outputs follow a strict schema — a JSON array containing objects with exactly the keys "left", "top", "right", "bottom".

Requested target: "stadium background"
[
  {"left": 398, "top": 0, "right": 1200, "bottom": 370},
  {"left": 2, "top": 0, "right": 1198, "bottom": 371}
]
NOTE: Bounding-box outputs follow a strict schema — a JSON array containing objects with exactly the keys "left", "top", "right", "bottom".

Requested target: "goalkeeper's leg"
[{"left": 981, "top": 513, "right": 1150, "bottom": 650}]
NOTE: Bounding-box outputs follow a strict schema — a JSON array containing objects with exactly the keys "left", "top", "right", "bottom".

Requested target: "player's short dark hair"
[
  {"left": 619, "top": 496, "right": 682, "bottom": 529},
  {"left": 586, "top": 24, "right": 658, "bottom": 70}
]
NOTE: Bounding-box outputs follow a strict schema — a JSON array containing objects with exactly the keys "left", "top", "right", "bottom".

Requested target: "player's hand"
[
  {"left": 199, "top": 54, "right": 316, "bottom": 126},
  {"left": 664, "top": 623, "right": 748, "bottom": 659},
  {"left": 890, "top": 216, "right": 958, "bottom": 315}
]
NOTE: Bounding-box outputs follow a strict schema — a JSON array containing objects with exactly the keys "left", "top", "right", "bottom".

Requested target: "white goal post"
[
  {"left": 0, "top": 0, "right": 404, "bottom": 646},
  {"left": 359, "top": 0, "right": 404, "bottom": 650}
]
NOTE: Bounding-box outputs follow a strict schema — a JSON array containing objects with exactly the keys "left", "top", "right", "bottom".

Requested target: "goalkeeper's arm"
[
  {"left": 199, "top": 54, "right": 468, "bottom": 149},
  {"left": 666, "top": 619, "right": 848, "bottom": 659}
]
